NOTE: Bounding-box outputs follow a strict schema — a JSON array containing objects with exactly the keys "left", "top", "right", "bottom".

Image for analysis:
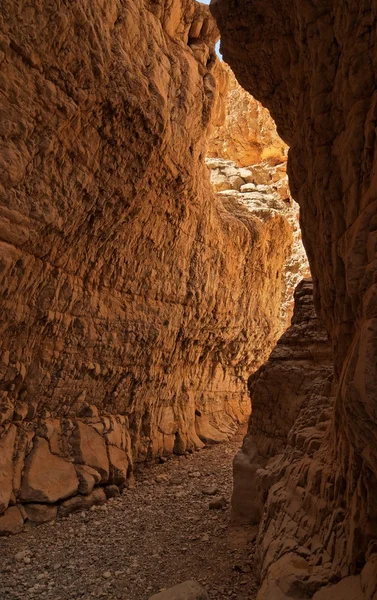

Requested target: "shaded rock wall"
[
  {"left": 0, "top": 0, "right": 292, "bottom": 531},
  {"left": 232, "top": 279, "right": 333, "bottom": 525},
  {"left": 212, "top": 0, "right": 377, "bottom": 596}
]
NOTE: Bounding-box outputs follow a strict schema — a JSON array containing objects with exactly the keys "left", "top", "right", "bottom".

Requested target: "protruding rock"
[
  {"left": 71, "top": 422, "right": 109, "bottom": 483},
  {"left": 0, "top": 506, "right": 24, "bottom": 536},
  {"left": 149, "top": 580, "right": 209, "bottom": 600},
  {"left": 20, "top": 437, "right": 78, "bottom": 503},
  {"left": 23, "top": 503, "right": 57, "bottom": 524},
  {"left": 312, "top": 577, "right": 363, "bottom": 600},
  {"left": 108, "top": 446, "right": 128, "bottom": 485},
  {"left": 232, "top": 280, "right": 332, "bottom": 524},
  {"left": 75, "top": 464, "right": 101, "bottom": 495},
  {"left": 57, "top": 487, "right": 107, "bottom": 518},
  {"left": 0, "top": 425, "right": 17, "bottom": 514}
]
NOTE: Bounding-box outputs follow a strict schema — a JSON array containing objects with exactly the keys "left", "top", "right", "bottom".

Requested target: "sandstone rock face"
[
  {"left": 212, "top": 0, "right": 377, "bottom": 595},
  {"left": 0, "top": 0, "right": 291, "bottom": 527},
  {"left": 207, "top": 158, "right": 310, "bottom": 328},
  {"left": 20, "top": 436, "right": 79, "bottom": 503},
  {"left": 208, "top": 63, "right": 287, "bottom": 168},
  {"left": 232, "top": 279, "right": 332, "bottom": 525}
]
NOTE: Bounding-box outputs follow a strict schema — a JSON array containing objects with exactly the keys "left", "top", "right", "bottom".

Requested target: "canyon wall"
[
  {"left": 207, "top": 61, "right": 310, "bottom": 327},
  {"left": 212, "top": 0, "right": 377, "bottom": 597},
  {"left": 0, "top": 0, "right": 292, "bottom": 532},
  {"left": 208, "top": 63, "right": 287, "bottom": 168}
]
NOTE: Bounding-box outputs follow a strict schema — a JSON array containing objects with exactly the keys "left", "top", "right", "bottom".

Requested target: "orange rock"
[{"left": 20, "top": 437, "right": 78, "bottom": 503}]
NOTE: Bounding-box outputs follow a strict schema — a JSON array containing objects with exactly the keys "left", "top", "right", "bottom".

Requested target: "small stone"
[
  {"left": 15, "top": 550, "right": 31, "bottom": 561},
  {"left": 169, "top": 476, "right": 184, "bottom": 485},
  {"left": 155, "top": 474, "right": 169, "bottom": 484},
  {"left": 148, "top": 580, "right": 209, "bottom": 599},
  {"left": 201, "top": 486, "right": 218, "bottom": 496},
  {"left": 209, "top": 496, "right": 227, "bottom": 510},
  {"left": 103, "top": 571, "right": 112, "bottom": 579}
]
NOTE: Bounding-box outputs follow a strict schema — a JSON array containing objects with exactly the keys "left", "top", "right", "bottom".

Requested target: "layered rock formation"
[
  {"left": 207, "top": 157, "right": 309, "bottom": 328},
  {"left": 207, "top": 61, "right": 310, "bottom": 327},
  {"left": 232, "top": 279, "right": 333, "bottom": 526},
  {"left": 212, "top": 0, "right": 377, "bottom": 596},
  {"left": 208, "top": 63, "right": 287, "bottom": 168},
  {"left": 0, "top": 0, "right": 292, "bottom": 532}
]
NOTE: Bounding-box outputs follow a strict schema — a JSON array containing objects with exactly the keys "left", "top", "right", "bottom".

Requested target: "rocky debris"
[
  {"left": 213, "top": 0, "right": 377, "bottom": 594},
  {"left": 149, "top": 580, "right": 209, "bottom": 600},
  {"left": 0, "top": 414, "right": 133, "bottom": 534},
  {"left": 0, "top": 428, "right": 259, "bottom": 600},
  {"left": 207, "top": 157, "right": 310, "bottom": 328}
]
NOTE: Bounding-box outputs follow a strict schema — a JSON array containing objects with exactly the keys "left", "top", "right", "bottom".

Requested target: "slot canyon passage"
[{"left": 0, "top": 0, "right": 377, "bottom": 599}]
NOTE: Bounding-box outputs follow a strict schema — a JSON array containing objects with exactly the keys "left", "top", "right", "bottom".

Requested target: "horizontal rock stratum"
[
  {"left": 0, "top": 0, "right": 293, "bottom": 529},
  {"left": 212, "top": 0, "right": 377, "bottom": 597}
]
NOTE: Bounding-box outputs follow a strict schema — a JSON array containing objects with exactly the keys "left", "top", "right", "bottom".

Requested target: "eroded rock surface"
[
  {"left": 0, "top": 0, "right": 291, "bottom": 529},
  {"left": 208, "top": 63, "right": 287, "bottom": 168},
  {"left": 212, "top": 0, "right": 377, "bottom": 596},
  {"left": 207, "top": 157, "right": 309, "bottom": 328},
  {"left": 232, "top": 279, "right": 332, "bottom": 526}
]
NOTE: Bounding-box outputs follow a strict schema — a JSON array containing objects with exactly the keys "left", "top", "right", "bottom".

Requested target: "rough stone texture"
[
  {"left": 232, "top": 279, "right": 332, "bottom": 525},
  {"left": 0, "top": 0, "right": 293, "bottom": 526},
  {"left": 212, "top": 0, "right": 377, "bottom": 595},
  {"left": 23, "top": 503, "right": 58, "bottom": 524},
  {"left": 20, "top": 436, "right": 79, "bottom": 503},
  {"left": 207, "top": 157, "right": 310, "bottom": 328},
  {"left": 0, "top": 424, "right": 17, "bottom": 513},
  {"left": 71, "top": 421, "right": 109, "bottom": 483},
  {"left": 208, "top": 62, "right": 288, "bottom": 168},
  {"left": 0, "top": 506, "right": 24, "bottom": 536},
  {"left": 149, "top": 580, "right": 209, "bottom": 600}
]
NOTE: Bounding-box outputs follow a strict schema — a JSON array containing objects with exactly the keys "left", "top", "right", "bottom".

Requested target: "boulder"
[
  {"left": 108, "top": 445, "right": 128, "bottom": 485},
  {"left": 0, "top": 506, "right": 24, "bottom": 536},
  {"left": 0, "top": 425, "right": 16, "bottom": 514},
  {"left": 312, "top": 577, "right": 363, "bottom": 600},
  {"left": 24, "top": 503, "right": 57, "bottom": 524},
  {"left": 20, "top": 437, "right": 78, "bottom": 503},
  {"left": 75, "top": 464, "right": 101, "bottom": 494},
  {"left": 71, "top": 421, "right": 109, "bottom": 483},
  {"left": 149, "top": 580, "right": 209, "bottom": 600}
]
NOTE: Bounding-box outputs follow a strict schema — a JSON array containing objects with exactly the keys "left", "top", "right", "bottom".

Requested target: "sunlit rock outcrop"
[
  {"left": 208, "top": 63, "right": 287, "bottom": 168},
  {"left": 212, "top": 0, "right": 377, "bottom": 596},
  {"left": 0, "top": 0, "right": 292, "bottom": 531}
]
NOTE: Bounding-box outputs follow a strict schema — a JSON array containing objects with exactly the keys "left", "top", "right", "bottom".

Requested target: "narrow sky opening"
[{"left": 196, "top": 0, "right": 223, "bottom": 59}]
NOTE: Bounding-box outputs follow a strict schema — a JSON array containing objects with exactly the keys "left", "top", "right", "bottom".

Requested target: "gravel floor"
[{"left": 0, "top": 426, "right": 258, "bottom": 600}]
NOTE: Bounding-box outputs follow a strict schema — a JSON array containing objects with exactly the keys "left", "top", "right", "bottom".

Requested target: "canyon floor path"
[{"left": 0, "top": 427, "right": 258, "bottom": 600}]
